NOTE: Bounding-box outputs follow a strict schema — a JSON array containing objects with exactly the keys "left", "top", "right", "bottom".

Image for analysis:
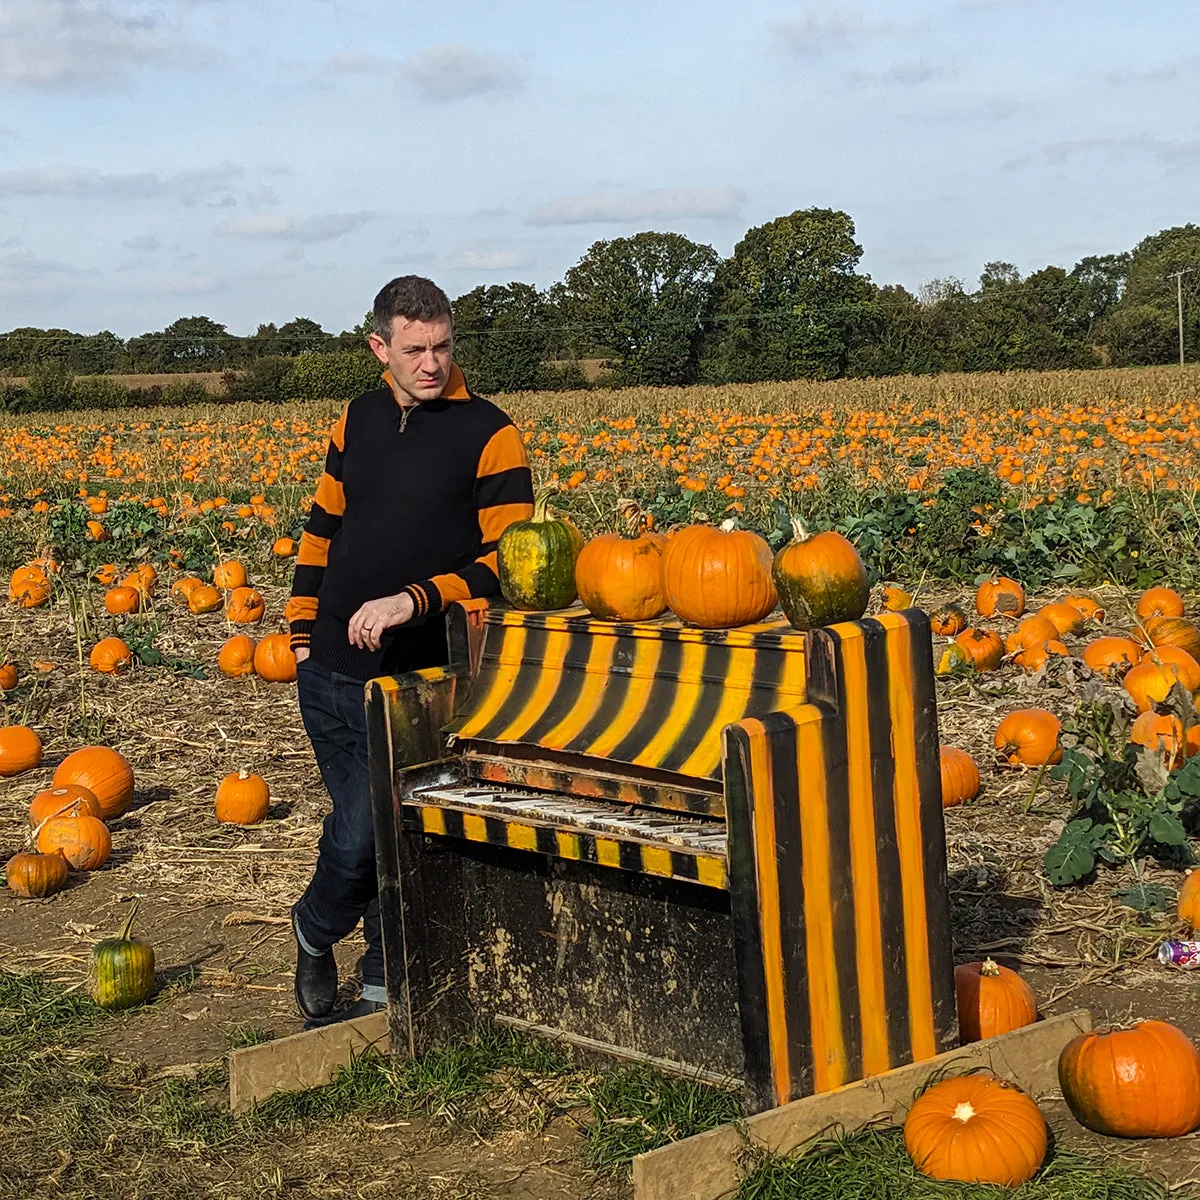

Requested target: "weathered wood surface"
[
  {"left": 227, "top": 1010, "right": 389, "bottom": 1113},
  {"left": 631, "top": 1008, "right": 1093, "bottom": 1200}
]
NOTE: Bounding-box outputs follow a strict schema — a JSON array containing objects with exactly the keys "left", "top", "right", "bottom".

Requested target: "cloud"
[
  {"left": 0, "top": 163, "right": 243, "bottom": 201},
  {"left": 0, "top": 249, "right": 77, "bottom": 278},
  {"left": 0, "top": 0, "right": 208, "bottom": 91},
  {"left": 527, "top": 187, "right": 744, "bottom": 226},
  {"left": 437, "top": 249, "right": 526, "bottom": 271},
  {"left": 215, "top": 211, "right": 375, "bottom": 242},
  {"left": 123, "top": 234, "right": 161, "bottom": 252},
  {"left": 403, "top": 45, "right": 523, "bottom": 103},
  {"left": 1005, "top": 134, "right": 1200, "bottom": 171},
  {"left": 774, "top": 11, "right": 919, "bottom": 56},
  {"left": 1105, "top": 59, "right": 1193, "bottom": 86},
  {"left": 157, "top": 272, "right": 222, "bottom": 296},
  {"left": 844, "top": 61, "right": 942, "bottom": 86}
]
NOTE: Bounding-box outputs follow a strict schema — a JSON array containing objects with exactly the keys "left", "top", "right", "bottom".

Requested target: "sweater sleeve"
[
  {"left": 284, "top": 405, "right": 348, "bottom": 650},
  {"left": 402, "top": 422, "right": 534, "bottom": 616}
]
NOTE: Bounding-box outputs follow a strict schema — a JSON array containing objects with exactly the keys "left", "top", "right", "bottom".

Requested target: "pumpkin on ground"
[
  {"left": 188, "top": 584, "right": 223, "bottom": 614},
  {"left": 1151, "top": 646, "right": 1200, "bottom": 692},
  {"left": 1064, "top": 592, "right": 1106, "bottom": 623},
  {"left": 272, "top": 537, "right": 297, "bottom": 557},
  {"left": 771, "top": 519, "right": 868, "bottom": 630},
  {"left": 6, "top": 851, "right": 70, "bottom": 898},
  {"left": 9, "top": 565, "right": 50, "bottom": 608},
  {"left": 0, "top": 725, "right": 42, "bottom": 776},
  {"left": 936, "top": 644, "right": 973, "bottom": 676},
  {"left": 86, "top": 519, "right": 110, "bottom": 542},
  {"left": 103, "top": 585, "right": 140, "bottom": 615},
  {"left": 254, "top": 633, "right": 297, "bottom": 682},
  {"left": 663, "top": 520, "right": 777, "bottom": 629},
  {"left": 1137, "top": 586, "right": 1185, "bottom": 620},
  {"left": 215, "top": 769, "right": 271, "bottom": 825},
  {"left": 121, "top": 563, "right": 157, "bottom": 597},
  {"left": 1003, "top": 614, "right": 1059, "bottom": 655},
  {"left": 954, "top": 959, "right": 1038, "bottom": 1043},
  {"left": 29, "top": 784, "right": 102, "bottom": 827},
  {"left": 1131, "top": 712, "right": 1200, "bottom": 767},
  {"left": 881, "top": 585, "right": 912, "bottom": 611},
  {"left": 213, "top": 560, "right": 248, "bottom": 590},
  {"left": 0, "top": 663, "right": 17, "bottom": 690},
  {"left": 93, "top": 563, "right": 119, "bottom": 585},
  {"left": 1037, "top": 602, "right": 1086, "bottom": 637},
  {"left": 995, "top": 709, "right": 1062, "bottom": 767},
  {"left": 226, "top": 586, "right": 266, "bottom": 624},
  {"left": 904, "top": 1073, "right": 1047, "bottom": 1186},
  {"left": 1178, "top": 869, "right": 1200, "bottom": 929},
  {"left": 1136, "top": 616, "right": 1200, "bottom": 662},
  {"left": 218, "top": 634, "right": 257, "bottom": 678},
  {"left": 954, "top": 628, "right": 1004, "bottom": 672},
  {"left": 1123, "top": 660, "right": 1191, "bottom": 714},
  {"left": 91, "top": 902, "right": 155, "bottom": 1010},
  {"left": 1059, "top": 1021, "right": 1200, "bottom": 1138},
  {"left": 930, "top": 603, "right": 968, "bottom": 637},
  {"left": 1011, "top": 639, "right": 1069, "bottom": 673},
  {"left": 171, "top": 576, "right": 204, "bottom": 605},
  {"left": 497, "top": 492, "right": 584, "bottom": 611},
  {"left": 939, "top": 747, "right": 980, "bottom": 808},
  {"left": 37, "top": 812, "right": 111, "bottom": 870},
  {"left": 53, "top": 746, "right": 135, "bottom": 821},
  {"left": 975, "top": 576, "right": 1025, "bottom": 619},
  {"left": 89, "top": 636, "right": 133, "bottom": 674},
  {"left": 575, "top": 515, "right": 667, "bottom": 623},
  {"left": 1081, "top": 636, "right": 1142, "bottom": 679}
]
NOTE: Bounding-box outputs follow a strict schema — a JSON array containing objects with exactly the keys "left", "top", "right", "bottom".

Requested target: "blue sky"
[{"left": 1, "top": 0, "right": 1197, "bottom": 336}]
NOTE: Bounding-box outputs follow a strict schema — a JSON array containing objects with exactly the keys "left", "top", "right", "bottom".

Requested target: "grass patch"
[{"left": 736, "top": 1126, "right": 1171, "bottom": 1199}]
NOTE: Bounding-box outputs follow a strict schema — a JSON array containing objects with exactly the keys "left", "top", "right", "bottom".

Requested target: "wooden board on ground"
[
  {"left": 228, "top": 1011, "right": 389, "bottom": 1113},
  {"left": 631, "top": 1009, "right": 1092, "bottom": 1200}
]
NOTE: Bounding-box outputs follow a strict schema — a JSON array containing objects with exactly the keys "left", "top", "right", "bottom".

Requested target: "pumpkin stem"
[
  {"left": 951, "top": 1101, "right": 976, "bottom": 1124},
  {"left": 616, "top": 498, "right": 651, "bottom": 537},
  {"left": 719, "top": 518, "right": 738, "bottom": 533},
  {"left": 789, "top": 516, "right": 810, "bottom": 543},
  {"left": 980, "top": 958, "right": 1002, "bottom": 977},
  {"left": 532, "top": 490, "right": 555, "bottom": 522},
  {"left": 116, "top": 898, "right": 140, "bottom": 942},
  {"left": 238, "top": 768, "right": 249, "bottom": 780}
]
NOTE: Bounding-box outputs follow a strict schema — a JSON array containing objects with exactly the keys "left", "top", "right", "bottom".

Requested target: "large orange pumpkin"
[
  {"left": 1137, "top": 616, "right": 1200, "bottom": 662},
  {"left": 6, "top": 851, "right": 70, "bottom": 898},
  {"left": 1178, "top": 869, "right": 1200, "bottom": 929},
  {"left": 272, "top": 537, "right": 297, "bottom": 558},
  {"left": 662, "top": 521, "right": 777, "bottom": 629},
  {"left": 213, "top": 560, "right": 248, "bottom": 590},
  {"left": 218, "top": 634, "right": 257, "bottom": 678},
  {"left": 1123, "top": 660, "right": 1190, "bottom": 713},
  {"left": 975, "top": 576, "right": 1025, "bottom": 619},
  {"left": 254, "top": 634, "right": 297, "bottom": 682},
  {"left": 188, "top": 584, "right": 223, "bottom": 615},
  {"left": 215, "top": 769, "right": 271, "bottom": 825},
  {"left": 904, "top": 1073, "right": 1046, "bottom": 1186},
  {"left": 29, "top": 784, "right": 102, "bottom": 827},
  {"left": 121, "top": 563, "right": 157, "bottom": 597},
  {"left": 53, "top": 746, "right": 135, "bottom": 820},
  {"left": 226, "top": 586, "right": 266, "bottom": 624},
  {"left": 0, "top": 663, "right": 17, "bottom": 690},
  {"left": 1131, "top": 711, "right": 1200, "bottom": 767},
  {"left": 1011, "top": 639, "right": 1069, "bottom": 672},
  {"left": 9, "top": 565, "right": 50, "bottom": 608},
  {"left": 954, "top": 627, "right": 1004, "bottom": 671},
  {"left": 1037, "top": 602, "right": 1086, "bottom": 637},
  {"left": 171, "top": 576, "right": 204, "bottom": 605},
  {"left": 37, "top": 813, "right": 111, "bottom": 871},
  {"left": 954, "top": 959, "right": 1038, "bottom": 1043},
  {"left": 575, "top": 530, "right": 667, "bottom": 622},
  {"left": 1064, "top": 592, "right": 1106, "bottom": 623},
  {"left": 1059, "top": 1021, "right": 1200, "bottom": 1138},
  {"left": 994, "top": 709, "right": 1062, "bottom": 767},
  {"left": 89, "top": 636, "right": 133, "bottom": 674},
  {"left": 103, "top": 585, "right": 140, "bottom": 615},
  {"left": 1081, "top": 636, "right": 1142, "bottom": 679},
  {"left": 929, "top": 603, "right": 967, "bottom": 637},
  {"left": 939, "top": 747, "right": 980, "bottom": 808},
  {"left": 0, "top": 725, "right": 42, "bottom": 776},
  {"left": 771, "top": 519, "right": 869, "bottom": 630},
  {"left": 1137, "top": 587, "right": 1185, "bottom": 620},
  {"left": 1003, "top": 614, "right": 1059, "bottom": 655}
]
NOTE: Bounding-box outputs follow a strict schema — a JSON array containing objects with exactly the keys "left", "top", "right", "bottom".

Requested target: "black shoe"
[
  {"left": 292, "top": 911, "right": 338, "bottom": 1020},
  {"left": 302, "top": 997, "right": 385, "bottom": 1031}
]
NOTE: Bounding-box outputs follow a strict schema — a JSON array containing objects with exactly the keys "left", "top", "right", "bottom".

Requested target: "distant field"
[{"left": 0, "top": 371, "right": 228, "bottom": 393}]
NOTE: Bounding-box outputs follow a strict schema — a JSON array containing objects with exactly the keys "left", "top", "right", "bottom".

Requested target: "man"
[{"left": 285, "top": 275, "right": 534, "bottom": 1027}]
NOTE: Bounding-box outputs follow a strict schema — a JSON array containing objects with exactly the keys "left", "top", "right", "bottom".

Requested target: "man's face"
[{"left": 368, "top": 314, "right": 453, "bottom": 404}]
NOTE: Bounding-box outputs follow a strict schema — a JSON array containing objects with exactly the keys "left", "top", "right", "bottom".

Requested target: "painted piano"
[{"left": 366, "top": 599, "right": 957, "bottom": 1114}]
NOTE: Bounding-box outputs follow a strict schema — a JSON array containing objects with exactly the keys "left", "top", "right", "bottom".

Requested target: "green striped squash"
[
  {"left": 498, "top": 492, "right": 584, "bottom": 611},
  {"left": 91, "top": 901, "right": 155, "bottom": 1009}
]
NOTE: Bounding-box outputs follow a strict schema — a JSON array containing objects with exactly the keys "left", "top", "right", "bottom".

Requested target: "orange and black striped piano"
[{"left": 367, "top": 598, "right": 957, "bottom": 1114}]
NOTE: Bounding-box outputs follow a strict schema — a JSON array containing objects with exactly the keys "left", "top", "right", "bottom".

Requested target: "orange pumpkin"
[
  {"left": 771, "top": 519, "right": 868, "bottom": 630},
  {"left": 1037, "top": 602, "right": 1086, "bottom": 637},
  {"left": 188, "top": 584, "right": 223, "bottom": 615},
  {"left": 975, "top": 576, "right": 1025, "bottom": 619},
  {"left": 929, "top": 603, "right": 967, "bottom": 637},
  {"left": 939, "top": 746, "right": 980, "bottom": 808},
  {"left": 37, "top": 812, "right": 111, "bottom": 871},
  {"left": 0, "top": 663, "right": 17, "bottom": 690},
  {"left": 1137, "top": 586, "right": 1185, "bottom": 620},
  {"left": 53, "top": 746, "right": 135, "bottom": 821},
  {"left": 29, "top": 784, "right": 102, "bottom": 827},
  {"left": 1130, "top": 711, "right": 1200, "bottom": 767},
  {"left": 881, "top": 585, "right": 913, "bottom": 612},
  {"left": 662, "top": 521, "right": 777, "bottom": 629},
  {"left": 254, "top": 633, "right": 297, "bottom": 682},
  {"left": 93, "top": 563, "right": 119, "bottom": 585},
  {"left": 1151, "top": 646, "right": 1200, "bottom": 692},
  {"left": 0, "top": 725, "right": 42, "bottom": 776},
  {"left": 1003, "top": 614, "right": 1060, "bottom": 655},
  {"left": 1059, "top": 1021, "right": 1200, "bottom": 1138},
  {"left": 218, "top": 634, "right": 257, "bottom": 678},
  {"left": 994, "top": 709, "right": 1062, "bottom": 767},
  {"left": 1081, "top": 636, "right": 1142, "bottom": 679},
  {"left": 86, "top": 519, "right": 110, "bottom": 542},
  {"left": 89, "top": 636, "right": 133, "bottom": 674},
  {"left": 575, "top": 531, "right": 667, "bottom": 622},
  {"left": 9, "top": 565, "right": 50, "bottom": 608},
  {"left": 1064, "top": 592, "right": 1106, "bottom": 623},
  {"left": 121, "top": 563, "right": 157, "bottom": 597},
  {"left": 1137, "top": 616, "right": 1200, "bottom": 662},
  {"left": 954, "top": 959, "right": 1038, "bottom": 1043},
  {"left": 1123, "top": 660, "right": 1190, "bottom": 714},
  {"left": 225, "top": 586, "right": 266, "bottom": 624},
  {"left": 954, "top": 627, "right": 1004, "bottom": 671},
  {"left": 272, "top": 537, "right": 297, "bottom": 558},
  {"left": 1178, "top": 869, "right": 1200, "bottom": 929},
  {"left": 103, "top": 586, "right": 140, "bottom": 615},
  {"left": 904, "top": 1073, "right": 1046, "bottom": 1186},
  {"left": 6, "top": 851, "right": 70, "bottom": 898},
  {"left": 171, "top": 576, "right": 204, "bottom": 605},
  {"left": 213, "top": 560, "right": 248, "bottom": 590},
  {"left": 1012, "top": 639, "right": 1070, "bottom": 672},
  {"left": 215, "top": 769, "right": 271, "bottom": 825}
]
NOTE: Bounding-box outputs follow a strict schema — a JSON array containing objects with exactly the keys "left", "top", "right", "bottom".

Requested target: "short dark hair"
[{"left": 372, "top": 276, "right": 452, "bottom": 340}]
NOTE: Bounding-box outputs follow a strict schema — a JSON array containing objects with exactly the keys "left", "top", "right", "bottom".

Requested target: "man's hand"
[
  {"left": 348, "top": 592, "right": 416, "bottom": 651},
  {"left": 294, "top": 645, "right": 310, "bottom": 664}
]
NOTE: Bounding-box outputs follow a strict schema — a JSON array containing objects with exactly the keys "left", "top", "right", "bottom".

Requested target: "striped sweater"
[{"left": 285, "top": 364, "right": 533, "bottom": 679}]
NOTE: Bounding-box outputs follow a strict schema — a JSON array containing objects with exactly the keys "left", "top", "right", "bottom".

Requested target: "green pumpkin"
[
  {"left": 498, "top": 492, "right": 584, "bottom": 611},
  {"left": 91, "top": 901, "right": 155, "bottom": 1010}
]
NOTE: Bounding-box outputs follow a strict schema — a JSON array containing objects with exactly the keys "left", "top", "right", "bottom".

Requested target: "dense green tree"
[
  {"left": 125, "top": 316, "right": 239, "bottom": 372},
  {"left": 247, "top": 317, "right": 332, "bottom": 359},
  {"left": 452, "top": 283, "right": 549, "bottom": 392},
  {"left": 553, "top": 232, "right": 720, "bottom": 385},
  {"left": 700, "top": 208, "right": 874, "bottom": 382}
]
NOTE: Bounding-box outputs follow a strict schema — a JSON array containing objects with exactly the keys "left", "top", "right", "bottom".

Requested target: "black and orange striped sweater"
[{"left": 285, "top": 364, "right": 533, "bottom": 679}]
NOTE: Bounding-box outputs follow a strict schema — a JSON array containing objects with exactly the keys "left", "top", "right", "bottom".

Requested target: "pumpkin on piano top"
[
  {"left": 498, "top": 491, "right": 584, "bottom": 611},
  {"left": 772, "top": 518, "right": 869, "bottom": 631},
  {"left": 662, "top": 520, "right": 776, "bottom": 629},
  {"left": 575, "top": 502, "right": 667, "bottom": 622}
]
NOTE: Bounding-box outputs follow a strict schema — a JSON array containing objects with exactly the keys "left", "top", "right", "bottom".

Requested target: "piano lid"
[{"left": 449, "top": 606, "right": 808, "bottom": 782}]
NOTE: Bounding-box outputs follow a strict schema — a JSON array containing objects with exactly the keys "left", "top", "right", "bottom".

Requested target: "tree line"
[{"left": 3, "top": 211, "right": 1199, "bottom": 409}]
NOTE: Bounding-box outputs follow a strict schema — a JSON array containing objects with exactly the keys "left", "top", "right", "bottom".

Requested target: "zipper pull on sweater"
[{"left": 398, "top": 406, "right": 412, "bottom": 433}]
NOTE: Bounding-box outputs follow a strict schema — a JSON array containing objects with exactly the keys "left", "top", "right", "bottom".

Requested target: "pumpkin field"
[{"left": 6, "top": 363, "right": 1200, "bottom": 1198}]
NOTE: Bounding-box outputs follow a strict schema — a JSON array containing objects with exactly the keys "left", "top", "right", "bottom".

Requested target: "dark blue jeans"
[{"left": 293, "top": 657, "right": 384, "bottom": 986}]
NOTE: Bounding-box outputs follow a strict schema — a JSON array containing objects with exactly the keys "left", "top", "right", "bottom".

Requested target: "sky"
[{"left": 1, "top": 0, "right": 1198, "bottom": 337}]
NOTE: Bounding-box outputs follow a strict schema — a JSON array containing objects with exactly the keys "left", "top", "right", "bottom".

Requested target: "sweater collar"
[{"left": 382, "top": 362, "right": 470, "bottom": 406}]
